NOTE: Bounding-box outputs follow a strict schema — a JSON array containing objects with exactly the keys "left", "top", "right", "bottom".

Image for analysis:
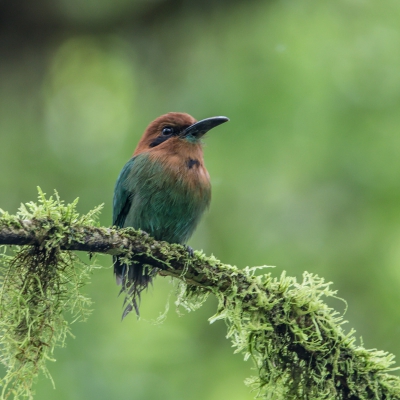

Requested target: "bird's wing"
[
  {"left": 113, "top": 156, "right": 151, "bottom": 318},
  {"left": 113, "top": 157, "right": 135, "bottom": 228}
]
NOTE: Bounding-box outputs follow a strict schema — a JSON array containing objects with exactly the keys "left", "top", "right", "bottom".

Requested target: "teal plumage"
[{"left": 113, "top": 112, "right": 228, "bottom": 317}]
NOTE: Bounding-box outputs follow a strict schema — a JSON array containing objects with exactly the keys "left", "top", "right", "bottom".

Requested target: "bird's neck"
[
  {"left": 149, "top": 141, "right": 203, "bottom": 167},
  {"left": 147, "top": 141, "right": 210, "bottom": 187}
]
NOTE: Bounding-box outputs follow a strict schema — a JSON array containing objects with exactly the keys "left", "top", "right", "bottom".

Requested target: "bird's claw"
[{"left": 186, "top": 245, "right": 194, "bottom": 257}]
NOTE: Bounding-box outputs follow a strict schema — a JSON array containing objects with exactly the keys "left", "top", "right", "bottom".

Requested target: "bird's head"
[{"left": 134, "top": 112, "right": 229, "bottom": 156}]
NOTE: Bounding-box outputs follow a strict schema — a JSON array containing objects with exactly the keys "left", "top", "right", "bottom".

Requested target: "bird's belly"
[{"left": 124, "top": 162, "right": 210, "bottom": 244}]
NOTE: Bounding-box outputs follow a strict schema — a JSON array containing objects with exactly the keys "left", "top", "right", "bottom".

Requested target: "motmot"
[{"left": 113, "top": 112, "right": 229, "bottom": 317}]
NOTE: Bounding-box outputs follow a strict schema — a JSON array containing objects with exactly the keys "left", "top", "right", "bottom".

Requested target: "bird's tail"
[{"left": 113, "top": 256, "right": 155, "bottom": 319}]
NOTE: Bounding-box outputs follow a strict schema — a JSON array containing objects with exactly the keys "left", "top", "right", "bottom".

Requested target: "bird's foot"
[{"left": 185, "top": 245, "right": 194, "bottom": 257}]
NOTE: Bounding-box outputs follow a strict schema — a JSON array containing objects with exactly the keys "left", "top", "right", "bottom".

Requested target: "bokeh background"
[{"left": 1, "top": 0, "right": 400, "bottom": 398}]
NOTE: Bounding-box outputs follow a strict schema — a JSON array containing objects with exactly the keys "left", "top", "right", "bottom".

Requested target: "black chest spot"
[{"left": 187, "top": 158, "right": 200, "bottom": 169}]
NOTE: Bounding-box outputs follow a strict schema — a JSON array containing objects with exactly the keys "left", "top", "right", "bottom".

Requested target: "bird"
[{"left": 113, "top": 112, "right": 229, "bottom": 318}]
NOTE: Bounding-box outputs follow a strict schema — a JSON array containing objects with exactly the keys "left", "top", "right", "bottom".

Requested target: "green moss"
[
  {"left": 0, "top": 188, "right": 103, "bottom": 399},
  {"left": 178, "top": 263, "right": 400, "bottom": 399}
]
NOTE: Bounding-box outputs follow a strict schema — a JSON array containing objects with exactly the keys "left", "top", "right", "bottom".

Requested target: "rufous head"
[{"left": 133, "top": 112, "right": 229, "bottom": 156}]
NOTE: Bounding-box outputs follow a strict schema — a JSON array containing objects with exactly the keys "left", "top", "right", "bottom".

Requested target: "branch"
[
  {"left": 0, "top": 191, "right": 399, "bottom": 400},
  {"left": 0, "top": 218, "right": 216, "bottom": 287}
]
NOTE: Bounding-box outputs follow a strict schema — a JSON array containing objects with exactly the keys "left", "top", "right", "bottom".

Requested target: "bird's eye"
[{"left": 162, "top": 126, "right": 174, "bottom": 136}]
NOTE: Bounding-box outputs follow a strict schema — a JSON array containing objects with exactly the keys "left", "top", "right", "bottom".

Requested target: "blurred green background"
[{"left": 1, "top": 0, "right": 400, "bottom": 398}]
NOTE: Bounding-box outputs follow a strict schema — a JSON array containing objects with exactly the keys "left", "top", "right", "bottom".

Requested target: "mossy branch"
[{"left": 0, "top": 190, "right": 399, "bottom": 400}]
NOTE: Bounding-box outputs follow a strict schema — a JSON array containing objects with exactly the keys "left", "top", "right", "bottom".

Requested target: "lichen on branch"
[{"left": 0, "top": 189, "right": 399, "bottom": 400}]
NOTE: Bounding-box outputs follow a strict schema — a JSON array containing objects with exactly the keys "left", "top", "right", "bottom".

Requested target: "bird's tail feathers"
[{"left": 114, "top": 256, "right": 155, "bottom": 319}]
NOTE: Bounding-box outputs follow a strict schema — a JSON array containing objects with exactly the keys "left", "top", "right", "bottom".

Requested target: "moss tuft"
[
  {"left": 0, "top": 188, "right": 102, "bottom": 399},
  {"left": 178, "top": 263, "right": 400, "bottom": 399}
]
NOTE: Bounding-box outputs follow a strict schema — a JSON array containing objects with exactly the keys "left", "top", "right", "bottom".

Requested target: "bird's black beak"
[{"left": 182, "top": 116, "right": 229, "bottom": 139}]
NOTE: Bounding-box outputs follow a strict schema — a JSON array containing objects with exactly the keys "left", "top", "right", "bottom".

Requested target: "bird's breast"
[
  {"left": 149, "top": 144, "right": 211, "bottom": 192},
  {"left": 124, "top": 150, "right": 211, "bottom": 243}
]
